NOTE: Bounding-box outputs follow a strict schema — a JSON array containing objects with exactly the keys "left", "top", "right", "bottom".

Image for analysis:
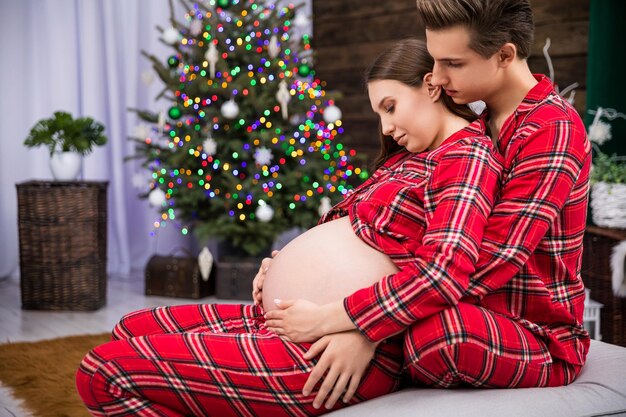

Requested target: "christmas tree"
[{"left": 129, "top": 0, "right": 368, "bottom": 256}]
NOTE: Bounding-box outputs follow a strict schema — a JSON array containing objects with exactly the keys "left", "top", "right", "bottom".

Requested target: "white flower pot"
[
  {"left": 50, "top": 152, "right": 82, "bottom": 181},
  {"left": 590, "top": 182, "right": 626, "bottom": 228}
]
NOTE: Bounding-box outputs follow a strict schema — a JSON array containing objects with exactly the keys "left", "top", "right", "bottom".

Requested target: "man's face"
[{"left": 425, "top": 25, "right": 502, "bottom": 105}]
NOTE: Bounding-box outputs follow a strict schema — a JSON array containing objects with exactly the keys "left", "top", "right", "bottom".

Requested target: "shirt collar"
[{"left": 515, "top": 74, "right": 556, "bottom": 115}]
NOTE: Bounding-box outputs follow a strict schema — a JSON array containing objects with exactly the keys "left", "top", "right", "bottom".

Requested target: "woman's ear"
[{"left": 423, "top": 72, "right": 441, "bottom": 102}]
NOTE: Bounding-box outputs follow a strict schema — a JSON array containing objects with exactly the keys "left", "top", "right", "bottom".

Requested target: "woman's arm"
[{"left": 266, "top": 138, "right": 503, "bottom": 342}]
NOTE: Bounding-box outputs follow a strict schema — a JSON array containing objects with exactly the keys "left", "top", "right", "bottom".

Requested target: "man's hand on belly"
[{"left": 302, "top": 330, "right": 377, "bottom": 410}]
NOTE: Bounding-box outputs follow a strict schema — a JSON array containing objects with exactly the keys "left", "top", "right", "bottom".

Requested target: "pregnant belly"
[{"left": 262, "top": 216, "right": 399, "bottom": 312}]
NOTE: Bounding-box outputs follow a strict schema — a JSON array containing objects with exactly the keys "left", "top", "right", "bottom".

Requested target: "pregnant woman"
[{"left": 76, "top": 39, "right": 502, "bottom": 417}]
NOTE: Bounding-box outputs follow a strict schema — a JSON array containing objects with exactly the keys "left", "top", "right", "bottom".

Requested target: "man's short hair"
[{"left": 415, "top": 0, "right": 534, "bottom": 59}]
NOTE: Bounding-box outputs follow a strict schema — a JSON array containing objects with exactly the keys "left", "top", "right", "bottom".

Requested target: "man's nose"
[{"left": 431, "top": 62, "right": 447, "bottom": 86}]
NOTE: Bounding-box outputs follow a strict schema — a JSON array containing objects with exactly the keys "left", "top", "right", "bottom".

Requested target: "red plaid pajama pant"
[
  {"left": 403, "top": 302, "right": 582, "bottom": 388},
  {"left": 75, "top": 303, "right": 403, "bottom": 417}
]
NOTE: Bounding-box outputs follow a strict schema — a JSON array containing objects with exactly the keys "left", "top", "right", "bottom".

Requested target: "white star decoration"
[{"left": 254, "top": 147, "right": 273, "bottom": 165}]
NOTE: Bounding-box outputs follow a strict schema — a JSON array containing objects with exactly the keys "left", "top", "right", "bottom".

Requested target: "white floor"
[{"left": 0, "top": 272, "right": 248, "bottom": 417}]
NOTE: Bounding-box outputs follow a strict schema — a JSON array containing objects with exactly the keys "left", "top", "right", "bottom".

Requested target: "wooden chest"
[{"left": 145, "top": 254, "right": 215, "bottom": 299}]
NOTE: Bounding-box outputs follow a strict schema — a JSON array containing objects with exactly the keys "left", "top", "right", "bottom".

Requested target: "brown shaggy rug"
[{"left": 0, "top": 333, "right": 110, "bottom": 417}]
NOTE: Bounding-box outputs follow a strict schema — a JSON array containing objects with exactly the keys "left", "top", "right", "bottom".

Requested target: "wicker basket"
[
  {"left": 16, "top": 181, "right": 108, "bottom": 310},
  {"left": 590, "top": 182, "right": 626, "bottom": 228},
  {"left": 582, "top": 226, "right": 626, "bottom": 347}
]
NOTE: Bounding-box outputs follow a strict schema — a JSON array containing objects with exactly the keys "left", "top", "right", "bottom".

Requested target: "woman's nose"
[{"left": 381, "top": 119, "right": 394, "bottom": 136}]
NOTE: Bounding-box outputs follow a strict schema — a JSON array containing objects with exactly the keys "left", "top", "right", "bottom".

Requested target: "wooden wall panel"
[{"left": 312, "top": 0, "right": 590, "bottom": 166}]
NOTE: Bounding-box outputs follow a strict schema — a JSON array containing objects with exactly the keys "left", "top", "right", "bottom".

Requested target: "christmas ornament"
[
  {"left": 140, "top": 70, "right": 155, "bottom": 86},
  {"left": 148, "top": 188, "right": 167, "bottom": 207},
  {"left": 255, "top": 203, "right": 274, "bottom": 222},
  {"left": 162, "top": 27, "right": 180, "bottom": 45},
  {"left": 198, "top": 247, "right": 214, "bottom": 281},
  {"left": 157, "top": 111, "right": 166, "bottom": 134},
  {"left": 205, "top": 43, "right": 219, "bottom": 78},
  {"left": 588, "top": 120, "right": 612, "bottom": 145},
  {"left": 190, "top": 19, "right": 203, "bottom": 37},
  {"left": 275, "top": 80, "right": 291, "bottom": 120},
  {"left": 294, "top": 13, "right": 310, "bottom": 28},
  {"left": 318, "top": 196, "right": 332, "bottom": 217},
  {"left": 221, "top": 99, "right": 239, "bottom": 119},
  {"left": 167, "top": 55, "right": 180, "bottom": 68},
  {"left": 168, "top": 105, "right": 182, "bottom": 119},
  {"left": 131, "top": 172, "right": 148, "bottom": 190},
  {"left": 323, "top": 104, "right": 342, "bottom": 124},
  {"left": 216, "top": 0, "right": 232, "bottom": 9},
  {"left": 133, "top": 123, "right": 151, "bottom": 139},
  {"left": 254, "top": 147, "right": 273, "bottom": 166},
  {"left": 298, "top": 63, "right": 311, "bottom": 77},
  {"left": 203, "top": 137, "right": 217, "bottom": 155},
  {"left": 268, "top": 35, "right": 280, "bottom": 59}
]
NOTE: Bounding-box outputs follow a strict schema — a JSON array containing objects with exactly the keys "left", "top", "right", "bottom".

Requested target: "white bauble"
[
  {"left": 294, "top": 13, "right": 310, "bottom": 28},
  {"left": 323, "top": 104, "right": 342, "bottom": 123},
  {"left": 268, "top": 35, "right": 280, "bottom": 59},
  {"left": 133, "top": 123, "right": 151, "bottom": 139},
  {"left": 203, "top": 137, "right": 217, "bottom": 155},
  {"left": 254, "top": 147, "right": 273, "bottom": 166},
  {"left": 148, "top": 188, "right": 167, "bottom": 207},
  {"left": 318, "top": 196, "right": 333, "bottom": 217},
  {"left": 588, "top": 120, "right": 612, "bottom": 145},
  {"left": 255, "top": 204, "right": 274, "bottom": 222},
  {"left": 190, "top": 19, "right": 204, "bottom": 36},
  {"left": 162, "top": 27, "right": 181, "bottom": 45},
  {"left": 140, "top": 70, "right": 155, "bottom": 86},
  {"left": 221, "top": 99, "right": 239, "bottom": 119},
  {"left": 131, "top": 172, "right": 148, "bottom": 190}
]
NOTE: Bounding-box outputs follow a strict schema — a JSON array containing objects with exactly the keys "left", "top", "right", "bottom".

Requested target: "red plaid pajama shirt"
[
  {"left": 76, "top": 120, "right": 501, "bottom": 416},
  {"left": 341, "top": 75, "right": 592, "bottom": 388}
]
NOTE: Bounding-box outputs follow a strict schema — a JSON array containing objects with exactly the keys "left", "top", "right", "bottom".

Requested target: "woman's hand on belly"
[
  {"left": 264, "top": 299, "right": 356, "bottom": 343},
  {"left": 252, "top": 250, "right": 279, "bottom": 306}
]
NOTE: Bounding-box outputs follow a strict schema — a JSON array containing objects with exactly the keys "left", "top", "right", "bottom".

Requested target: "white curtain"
[
  {"left": 0, "top": 0, "right": 188, "bottom": 278},
  {"left": 0, "top": 0, "right": 312, "bottom": 280}
]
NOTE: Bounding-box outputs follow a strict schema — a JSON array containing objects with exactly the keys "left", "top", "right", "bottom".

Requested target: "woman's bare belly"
[{"left": 262, "top": 216, "right": 399, "bottom": 312}]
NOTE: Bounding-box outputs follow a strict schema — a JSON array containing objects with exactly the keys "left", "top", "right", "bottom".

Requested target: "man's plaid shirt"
[{"left": 328, "top": 76, "right": 591, "bottom": 368}]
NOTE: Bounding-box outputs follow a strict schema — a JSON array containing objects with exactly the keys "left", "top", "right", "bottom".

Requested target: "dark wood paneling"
[{"left": 313, "top": 0, "right": 590, "bottom": 165}]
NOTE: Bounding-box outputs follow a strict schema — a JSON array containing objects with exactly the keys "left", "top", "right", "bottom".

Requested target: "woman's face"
[{"left": 368, "top": 79, "right": 444, "bottom": 153}]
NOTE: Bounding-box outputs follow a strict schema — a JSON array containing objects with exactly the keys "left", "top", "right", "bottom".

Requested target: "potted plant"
[
  {"left": 24, "top": 111, "right": 107, "bottom": 180},
  {"left": 588, "top": 107, "right": 626, "bottom": 228}
]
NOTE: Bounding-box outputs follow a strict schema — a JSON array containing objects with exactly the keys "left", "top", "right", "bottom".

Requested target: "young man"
[
  {"left": 262, "top": 0, "right": 591, "bottom": 400},
  {"left": 400, "top": 0, "right": 591, "bottom": 388}
]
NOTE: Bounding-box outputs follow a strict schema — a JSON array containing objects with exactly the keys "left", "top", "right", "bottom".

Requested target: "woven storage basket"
[
  {"left": 590, "top": 182, "right": 626, "bottom": 228},
  {"left": 582, "top": 226, "right": 626, "bottom": 347},
  {"left": 16, "top": 181, "right": 108, "bottom": 310}
]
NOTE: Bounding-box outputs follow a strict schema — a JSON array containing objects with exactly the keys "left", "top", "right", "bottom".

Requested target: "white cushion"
[{"left": 327, "top": 340, "right": 626, "bottom": 417}]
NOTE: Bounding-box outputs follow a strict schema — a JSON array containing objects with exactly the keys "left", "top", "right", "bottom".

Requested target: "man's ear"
[
  {"left": 498, "top": 43, "right": 517, "bottom": 67},
  {"left": 423, "top": 72, "right": 441, "bottom": 102}
]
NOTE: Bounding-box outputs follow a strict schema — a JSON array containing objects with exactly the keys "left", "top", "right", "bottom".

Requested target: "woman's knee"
[{"left": 111, "top": 307, "right": 161, "bottom": 340}]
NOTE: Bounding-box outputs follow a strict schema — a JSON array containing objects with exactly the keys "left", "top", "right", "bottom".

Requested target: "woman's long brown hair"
[{"left": 364, "top": 38, "right": 478, "bottom": 169}]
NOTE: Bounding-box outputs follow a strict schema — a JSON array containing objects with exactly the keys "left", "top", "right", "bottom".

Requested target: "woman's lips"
[{"left": 445, "top": 89, "right": 458, "bottom": 96}]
